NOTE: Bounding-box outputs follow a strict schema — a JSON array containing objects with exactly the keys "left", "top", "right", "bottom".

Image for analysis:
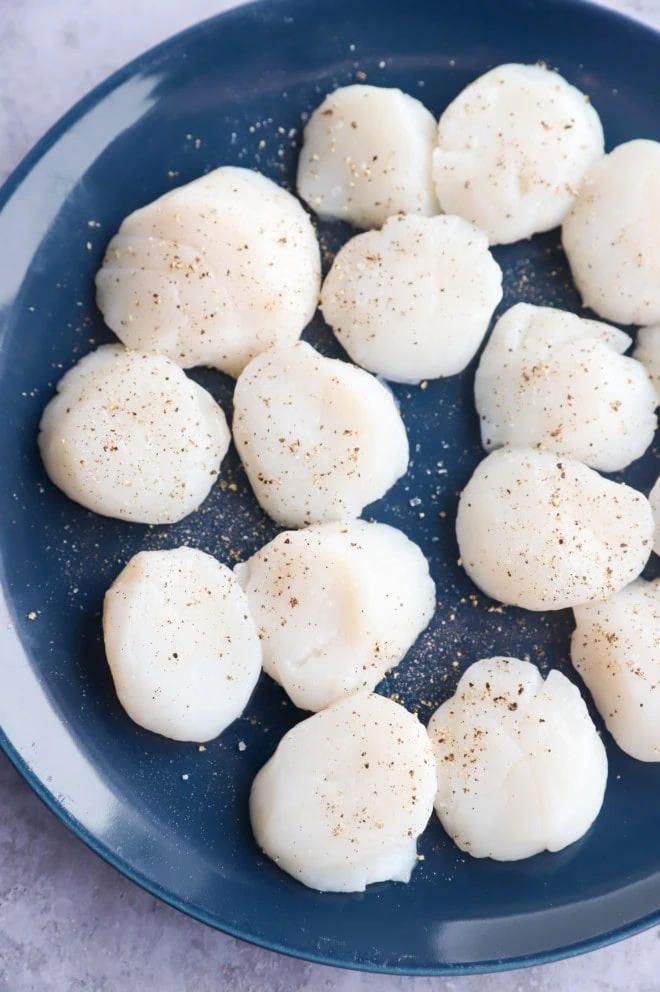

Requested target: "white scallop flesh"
[
  {"left": 297, "top": 85, "right": 439, "bottom": 229},
  {"left": 433, "top": 63, "right": 604, "bottom": 245},
  {"left": 320, "top": 214, "right": 503, "bottom": 383},
  {"left": 633, "top": 325, "right": 660, "bottom": 401},
  {"left": 233, "top": 341, "right": 409, "bottom": 527},
  {"left": 39, "top": 345, "right": 230, "bottom": 524},
  {"left": 103, "top": 548, "right": 261, "bottom": 742},
  {"left": 572, "top": 579, "right": 660, "bottom": 761},
  {"left": 649, "top": 479, "right": 660, "bottom": 556},
  {"left": 456, "top": 446, "right": 653, "bottom": 611},
  {"left": 562, "top": 141, "right": 660, "bottom": 325},
  {"left": 250, "top": 693, "right": 436, "bottom": 891},
  {"left": 427, "top": 657, "right": 607, "bottom": 860},
  {"left": 474, "top": 303, "right": 657, "bottom": 472},
  {"left": 235, "top": 520, "right": 435, "bottom": 711},
  {"left": 95, "top": 167, "right": 321, "bottom": 377}
]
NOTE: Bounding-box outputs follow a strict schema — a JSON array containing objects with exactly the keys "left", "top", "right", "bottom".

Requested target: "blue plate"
[{"left": 2, "top": 0, "right": 660, "bottom": 975}]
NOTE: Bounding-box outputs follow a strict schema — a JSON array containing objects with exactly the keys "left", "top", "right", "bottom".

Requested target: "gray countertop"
[{"left": 3, "top": 1, "right": 660, "bottom": 989}]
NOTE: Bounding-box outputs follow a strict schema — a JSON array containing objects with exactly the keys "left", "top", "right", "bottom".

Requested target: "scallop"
[
  {"left": 297, "top": 85, "right": 439, "bottom": 229},
  {"left": 103, "top": 548, "right": 261, "bottom": 742},
  {"left": 633, "top": 324, "right": 660, "bottom": 400},
  {"left": 474, "top": 303, "right": 657, "bottom": 471},
  {"left": 233, "top": 341, "right": 409, "bottom": 527},
  {"left": 572, "top": 580, "right": 660, "bottom": 761},
  {"left": 235, "top": 520, "right": 435, "bottom": 711},
  {"left": 320, "top": 214, "right": 502, "bottom": 383},
  {"left": 427, "top": 657, "right": 607, "bottom": 860},
  {"left": 39, "top": 345, "right": 230, "bottom": 524},
  {"left": 95, "top": 167, "right": 321, "bottom": 377},
  {"left": 456, "top": 447, "right": 653, "bottom": 610},
  {"left": 562, "top": 140, "right": 660, "bottom": 325},
  {"left": 250, "top": 693, "right": 436, "bottom": 891},
  {"left": 433, "top": 63, "right": 604, "bottom": 245}
]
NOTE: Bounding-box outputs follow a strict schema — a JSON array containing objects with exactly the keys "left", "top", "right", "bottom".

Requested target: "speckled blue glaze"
[{"left": 2, "top": 0, "right": 660, "bottom": 975}]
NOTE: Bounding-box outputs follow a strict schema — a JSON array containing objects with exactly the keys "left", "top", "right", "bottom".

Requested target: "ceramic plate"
[{"left": 2, "top": 0, "right": 660, "bottom": 974}]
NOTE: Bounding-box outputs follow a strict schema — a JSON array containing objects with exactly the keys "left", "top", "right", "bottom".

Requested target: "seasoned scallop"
[
  {"left": 39, "top": 345, "right": 230, "bottom": 524},
  {"left": 103, "top": 548, "right": 261, "bottom": 742},
  {"left": 572, "top": 580, "right": 660, "bottom": 761},
  {"left": 649, "top": 478, "right": 660, "bottom": 556},
  {"left": 233, "top": 341, "right": 409, "bottom": 527},
  {"left": 95, "top": 167, "right": 321, "bottom": 377},
  {"left": 475, "top": 303, "right": 657, "bottom": 471},
  {"left": 427, "top": 658, "right": 607, "bottom": 860},
  {"left": 633, "top": 325, "right": 660, "bottom": 400},
  {"left": 456, "top": 447, "right": 653, "bottom": 610},
  {"left": 433, "top": 63, "right": 604, "bottom": 245},
  {"left": 562, "top": 140, "right": 660, "bottom": 325},
  {"left": 320, "top": 214, "right": 503, "bottom": 383},
  {"left": 235, "top": 520, "right": 435, "bottom": 711},
  {"left": 250, "top": 693, "right": 436, "bottom": 891},
  {"left": 297, "top": 85, "right": 439, "bottom": 229}
]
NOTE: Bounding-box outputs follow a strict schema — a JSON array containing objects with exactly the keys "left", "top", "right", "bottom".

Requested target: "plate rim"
[{"left": 2, "top": 0, "right": 660, "bottom": 974}]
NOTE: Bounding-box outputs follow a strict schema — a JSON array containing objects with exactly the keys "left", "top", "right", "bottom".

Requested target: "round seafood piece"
[
  {"left": 233, "top": 341, "right": 409, "bottom": 527},
  {"left": 433, "top": 63, "right": 604, "bottom": 245},
  {"left": 428, "top": 657, "right": 607, "bottom": 859},
  {"left": 633, "top": 324, "right": 660, "bottom": 401},
  {"left": 103, "top": 548, "right": 261, "bottom": 742},
  {"left": 456, "top": 447, "right": 653, "bottom": 610},
  {"left": 250, "top": 693, "right": 436, "bottom": 891},
  {"left": 297, "top": 84, "right": 439, "bottom": 228},
  {"left": 321, "top": 214, "right": 502, "bottom": 383},
  {"left": 39, "top": 345, "right": 230, "bottom": 524},
  {"left": 96, "top": 167, "right": 321, "bottom": 376},
  {"left": 475, "top": 303, "right": 656, "bottom": 472},
  {"left": 236, "top": 520, "right": 435, "bottom": 710},
  {"left": 649, "top": 478, "right": 660, "bottom": 555},
  {"left": 572, "top": 579, "right": 660, "bottom": 761},
  {"left": 562, "top": 140, "right": 660, "bottom": 325}
]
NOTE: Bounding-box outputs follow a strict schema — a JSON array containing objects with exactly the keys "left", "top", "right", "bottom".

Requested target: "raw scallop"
[
  {"left": 297, "top": 85, "right": 439, "bottom": 229},
  {"left": 39, "top": 345, "right": 230, "bottom": 524},
  {"left": 573, "top": 580, "right": 660, "bottom": 761},
  {"left": 427, "top": 657, "right": 607, "bottom": 859},
  {"left": 96, "top": 167, "right": 321, "bottom": 376},
  {"left": 433, "top": 63, "right": 604, "bottom": 245},
  {"left": 649, "top": 478, "right": 660, "bottom": 556},
  {"left": 474, "top": 303, "right": 657, "bottom": 471},
  {"left": 233, "top": 341, "right": 409, "bottom": 527},
  {"left": 321, "top": 214, "right": 502, "bottom": 383},
  {"left": 456, "top": 447, "right": 653, "bottom": 610},
  {"left": 562, "top": 140, "right": 660, "bottom": 325},
  {"left": 236, "top": 520, "right": 435, "bottom": 710},
  {"left": 103, "top": 548, "right": 261, "bottom": 742},
  {"left": 250, "top": 693, "right": 436, "bottom": 891},
  {"left": 633, "top": 325, "right": 660, "bottom": 401}
]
